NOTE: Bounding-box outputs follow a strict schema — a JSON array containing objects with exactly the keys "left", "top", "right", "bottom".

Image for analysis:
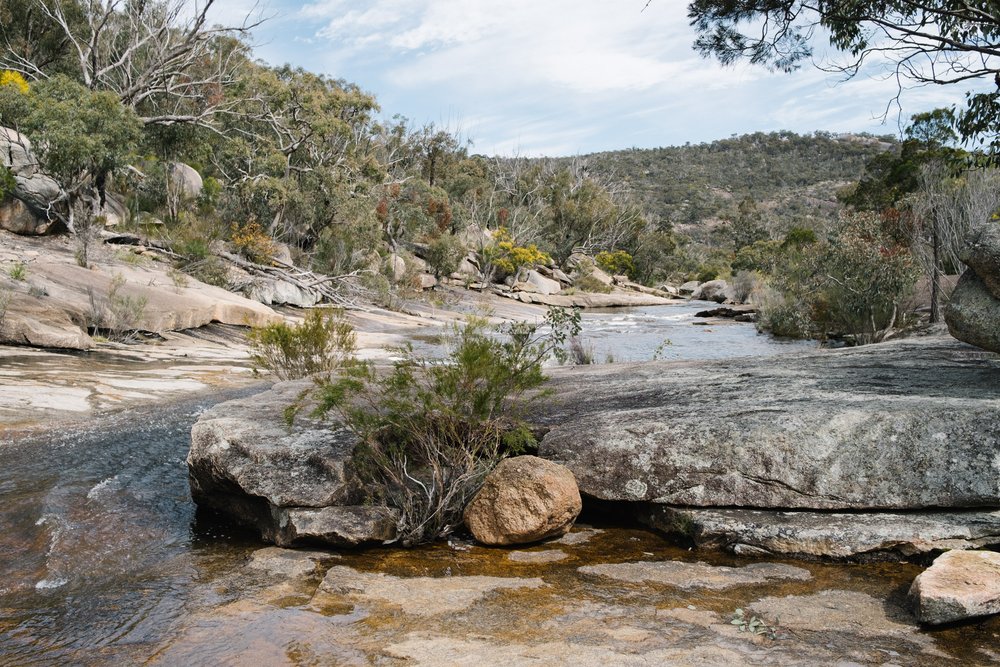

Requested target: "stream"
[{"left": 1, "top": 305, "right": 997, "bottom": 666}]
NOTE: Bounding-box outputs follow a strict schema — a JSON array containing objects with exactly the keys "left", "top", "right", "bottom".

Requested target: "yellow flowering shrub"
[{"left": 0, "top": 71, "right": 29, "bottom": 94}]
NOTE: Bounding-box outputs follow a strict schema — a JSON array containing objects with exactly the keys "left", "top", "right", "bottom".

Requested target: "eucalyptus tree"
[
  {"left": 686, "top": 0, "right": 1000, "bottom": 149},
  {"left": 0, "top": 0, "right": 262, "bottom": 132}
]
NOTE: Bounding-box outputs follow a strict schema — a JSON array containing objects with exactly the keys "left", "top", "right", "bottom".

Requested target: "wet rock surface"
[
  {"left": 314, "top": 565, "right": 545, "bottom": 616},
  {"left": 144, "top": 525, "right": 999, "bottom": 666},
  {"left": 579, "top": 560, "right": 811, "bottom": 589},
  {"left": 909, "top": 550, "right": 1000, "bottom": 625},
  {"left": 538, "top": 336, "right": 1000, "bottom": 511},
  {"left": 464, "top": 455, "right": 582, "bottom": 546},
  {"left": 642, "top": 506, "right": 1000, "bottom": 559}
]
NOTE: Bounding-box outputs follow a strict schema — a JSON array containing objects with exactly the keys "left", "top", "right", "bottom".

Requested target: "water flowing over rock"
[
  {"left": 947, "top": 221, "right": 1000, "bottom": 353},
  {"left": 188, "top": 380, "right": 398, "bottom": 547},
  {"left": 464, "top": 455, "right": 582, "bottom": 545},
  {"left": 537, "top": 336, "right": 1000, "bottom": 511},
  {"left": 909, "top": 550, "right": 1000, "bottom": 625}
]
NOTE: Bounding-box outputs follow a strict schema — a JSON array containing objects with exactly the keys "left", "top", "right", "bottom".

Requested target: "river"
[{"left": 1, "top": 306, "right": 996, "bottom": 665}]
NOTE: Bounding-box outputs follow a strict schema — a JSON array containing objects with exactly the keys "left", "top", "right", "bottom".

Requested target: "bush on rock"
[{"left": 311, "top": 307, "right": 581, "bottom": 546}]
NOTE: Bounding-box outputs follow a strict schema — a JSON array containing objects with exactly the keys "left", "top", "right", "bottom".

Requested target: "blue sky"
[{"left": 213, "top": 0, "right": 975, "bottom": 156}]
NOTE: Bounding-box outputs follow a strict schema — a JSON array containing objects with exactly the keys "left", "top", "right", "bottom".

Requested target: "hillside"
[{"left": 558, "top": 131, "right": 896, "bottom": 235}]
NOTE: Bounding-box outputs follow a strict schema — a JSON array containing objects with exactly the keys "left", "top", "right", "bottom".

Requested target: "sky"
[{"left": 210, "top": 0, "right": 976, "bottom": 157}]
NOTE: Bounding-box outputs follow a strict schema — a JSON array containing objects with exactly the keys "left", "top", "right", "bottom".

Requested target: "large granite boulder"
[
  {"left": 188, "top": 380, "right": 398, "bottom": 547},
  {"left": 909, "top": 550, "right": 1000, "bottom": 625},
  {"left": 515, "top": 269, "right": 561, "bottom": 296},
  {"left": 169, "top": 162, "right": 203, "bottom": 199},
  {"left": 0, "top": 197, "right": 52, "bottom": 236},
  {"left": 947, "top": 222, "right": 1000, "bottom": 353},
  {"left": 0, "top": 127, "right": 37, "bottom": 176},
  {"left": 1, "top": 127, "right": 64, "bottom": 235},
  {"left": 537, "top": 336, "right": 1000, "bottom": 511},
  {"left": 958, "top": 221, "right": 1000, "bottom": 297},
  {"left": 946, "top": 272, "right": 1000, "bottom": 353},
  {"left": 692, "top": 279, "right": 729, "bottom": 303},
  {"left": 464, "top": 455, "right": 582, "bottom": 545}
]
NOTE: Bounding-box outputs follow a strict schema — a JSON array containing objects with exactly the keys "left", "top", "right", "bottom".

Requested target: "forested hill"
[{"left": 555, "top": 131, "right": 896, "bottom": 230}]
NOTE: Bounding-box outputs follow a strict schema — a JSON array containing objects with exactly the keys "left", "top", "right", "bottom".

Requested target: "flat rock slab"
[
  {"left": 578, "top": 560, "right": 811, "bottom": 590},
  {"left": 538, "top": 336, "right": 1000, "bottom": 510},
  {"left": 642, "top": 507, "right": 1000, "bottom": 559},
  {"left": 507, "top": 549, "right": 568, "bottom": 564},
  {"left": 910, "top": 550, "right": 1000, "bottom": 625},
  {"left": 748, "top": 590, "right": 931, "bottom": 649},
  {"left": 313, "top": 566, "right": 544, "bottom": 616},
  {"left": 248, "top": 547, "right": 340, "bottom": 578}
]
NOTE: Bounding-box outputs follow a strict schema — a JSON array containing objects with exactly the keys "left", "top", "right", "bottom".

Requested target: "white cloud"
[{"left": 249, "top": 0, "right": 977, "bottom": 155}]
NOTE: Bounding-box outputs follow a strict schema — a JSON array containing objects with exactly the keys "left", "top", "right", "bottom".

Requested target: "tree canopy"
[{"left": 687, "top": 0, "right": 1000, "bottom": 150}]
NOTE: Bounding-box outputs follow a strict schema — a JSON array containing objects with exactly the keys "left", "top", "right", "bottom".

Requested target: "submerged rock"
[
  {"left": 248, "top": 547, "right": 340, "bottom": 578},
  {"left": 579, "top": 560, "right": 811, "bottom": 590},
  {"left": 909, "top": 550, "right": 1000, "bottom": 625},
  {"left": 314, "top": 566, "right": 544, "bottom": 616},
  {"left": 538, "top": 336, "right": 1000, "bottom": 511},
  {"left": 464, "top": 455, "right": 582, "bottom": 546},
  {"left": 188, "top": 380, "right": 397, "bottom": 548},
  {"left": 641, "top": 507, "right": 1000, "bottom": 559}
]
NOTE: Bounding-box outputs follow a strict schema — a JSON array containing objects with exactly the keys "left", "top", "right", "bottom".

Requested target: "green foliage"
[
  {"left": 21, "top": 75, "right": 142, "bottom": 196},
  {"left": 782, "top": 226, "right": 817, "bottom": 247},
  {"left": 732, "top": 239, "right": 783, "bottom": 273},
  {"left": 87, "top": 273, "right": 148, "bottom": 343},
  {"left": 248, "top": 309, "right": 357, "bottom": 381},
  {"left": 311, "top": 307, "right": 581, "bottom": 546},
  {"left": 7, "top": 261, "right": 26, "bottom": 281},
  {"left": 595, "top": 250, "right": 635, "bottom": 277},
  {"left": 755, "top": 212, "right": 919, "bottom": 343},
  {"left": 0, "top": 69, "right": 29, "bottom": 126},
  {"left": 688, "top": 0, "right": 1000, "bottom": 153},
  {"left": 425, "top": 233, "right": 466, "bottom": 280},
  {"left": 731, "top": 608, "right": 779, "bottom": 640},
  {"left": 0, "top": 166, "right": 15, "bottom": 200}
]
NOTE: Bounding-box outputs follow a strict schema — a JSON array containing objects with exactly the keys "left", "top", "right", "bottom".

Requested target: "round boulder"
[{"left": 464, "top": 455, "right": 582, "bottom": 546}]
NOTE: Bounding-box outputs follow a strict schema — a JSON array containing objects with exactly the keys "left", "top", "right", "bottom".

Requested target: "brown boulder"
[
  {"left": 463, "top": 455, "right": 582, "bottom": 546},
  {"left": 909, "top": 550, "right": 1000, "bottom": 625}
]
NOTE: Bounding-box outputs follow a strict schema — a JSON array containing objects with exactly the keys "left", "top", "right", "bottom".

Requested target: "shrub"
[
  {"left": 730, "top": 270, "right": 759, "bottom": 304},
  {"left": 248, "top": 309, "right": 356, "bottom": 381},
  {"left": 573, "top": 272, "right": 613, "bottom": 294},
  {"left": 481, "top": 227, "right": 550, "bottom": 280},
  {"left": 8, "top": 262, "right": 26, "bottom": 281},
  {"left": 310, "top": 307, "right": 581, "bottom": 546},
  {"left": 595, "top": 249, "right": 635, "bottom": 278},
  {"left": 425, "top": 233, "right": 466, "bottom": 280},
  {"left": 87, "top": 273, "right": 148, "bottom": 343},
  {"left": 231, "top": 221, "right": 276, "bottom": 264}
]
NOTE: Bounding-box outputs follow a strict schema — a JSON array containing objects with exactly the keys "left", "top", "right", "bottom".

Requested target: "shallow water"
[
  {"left": 576, "top": 302, "right": 814, "bottom": 362},
  {"left": 0, "top": 307, "right": 996, "bottom": 665}
]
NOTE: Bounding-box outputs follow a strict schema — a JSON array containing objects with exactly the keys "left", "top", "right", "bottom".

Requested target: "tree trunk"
[{"left": 930, "top": 218, "right": 941, "bottom": 324}]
